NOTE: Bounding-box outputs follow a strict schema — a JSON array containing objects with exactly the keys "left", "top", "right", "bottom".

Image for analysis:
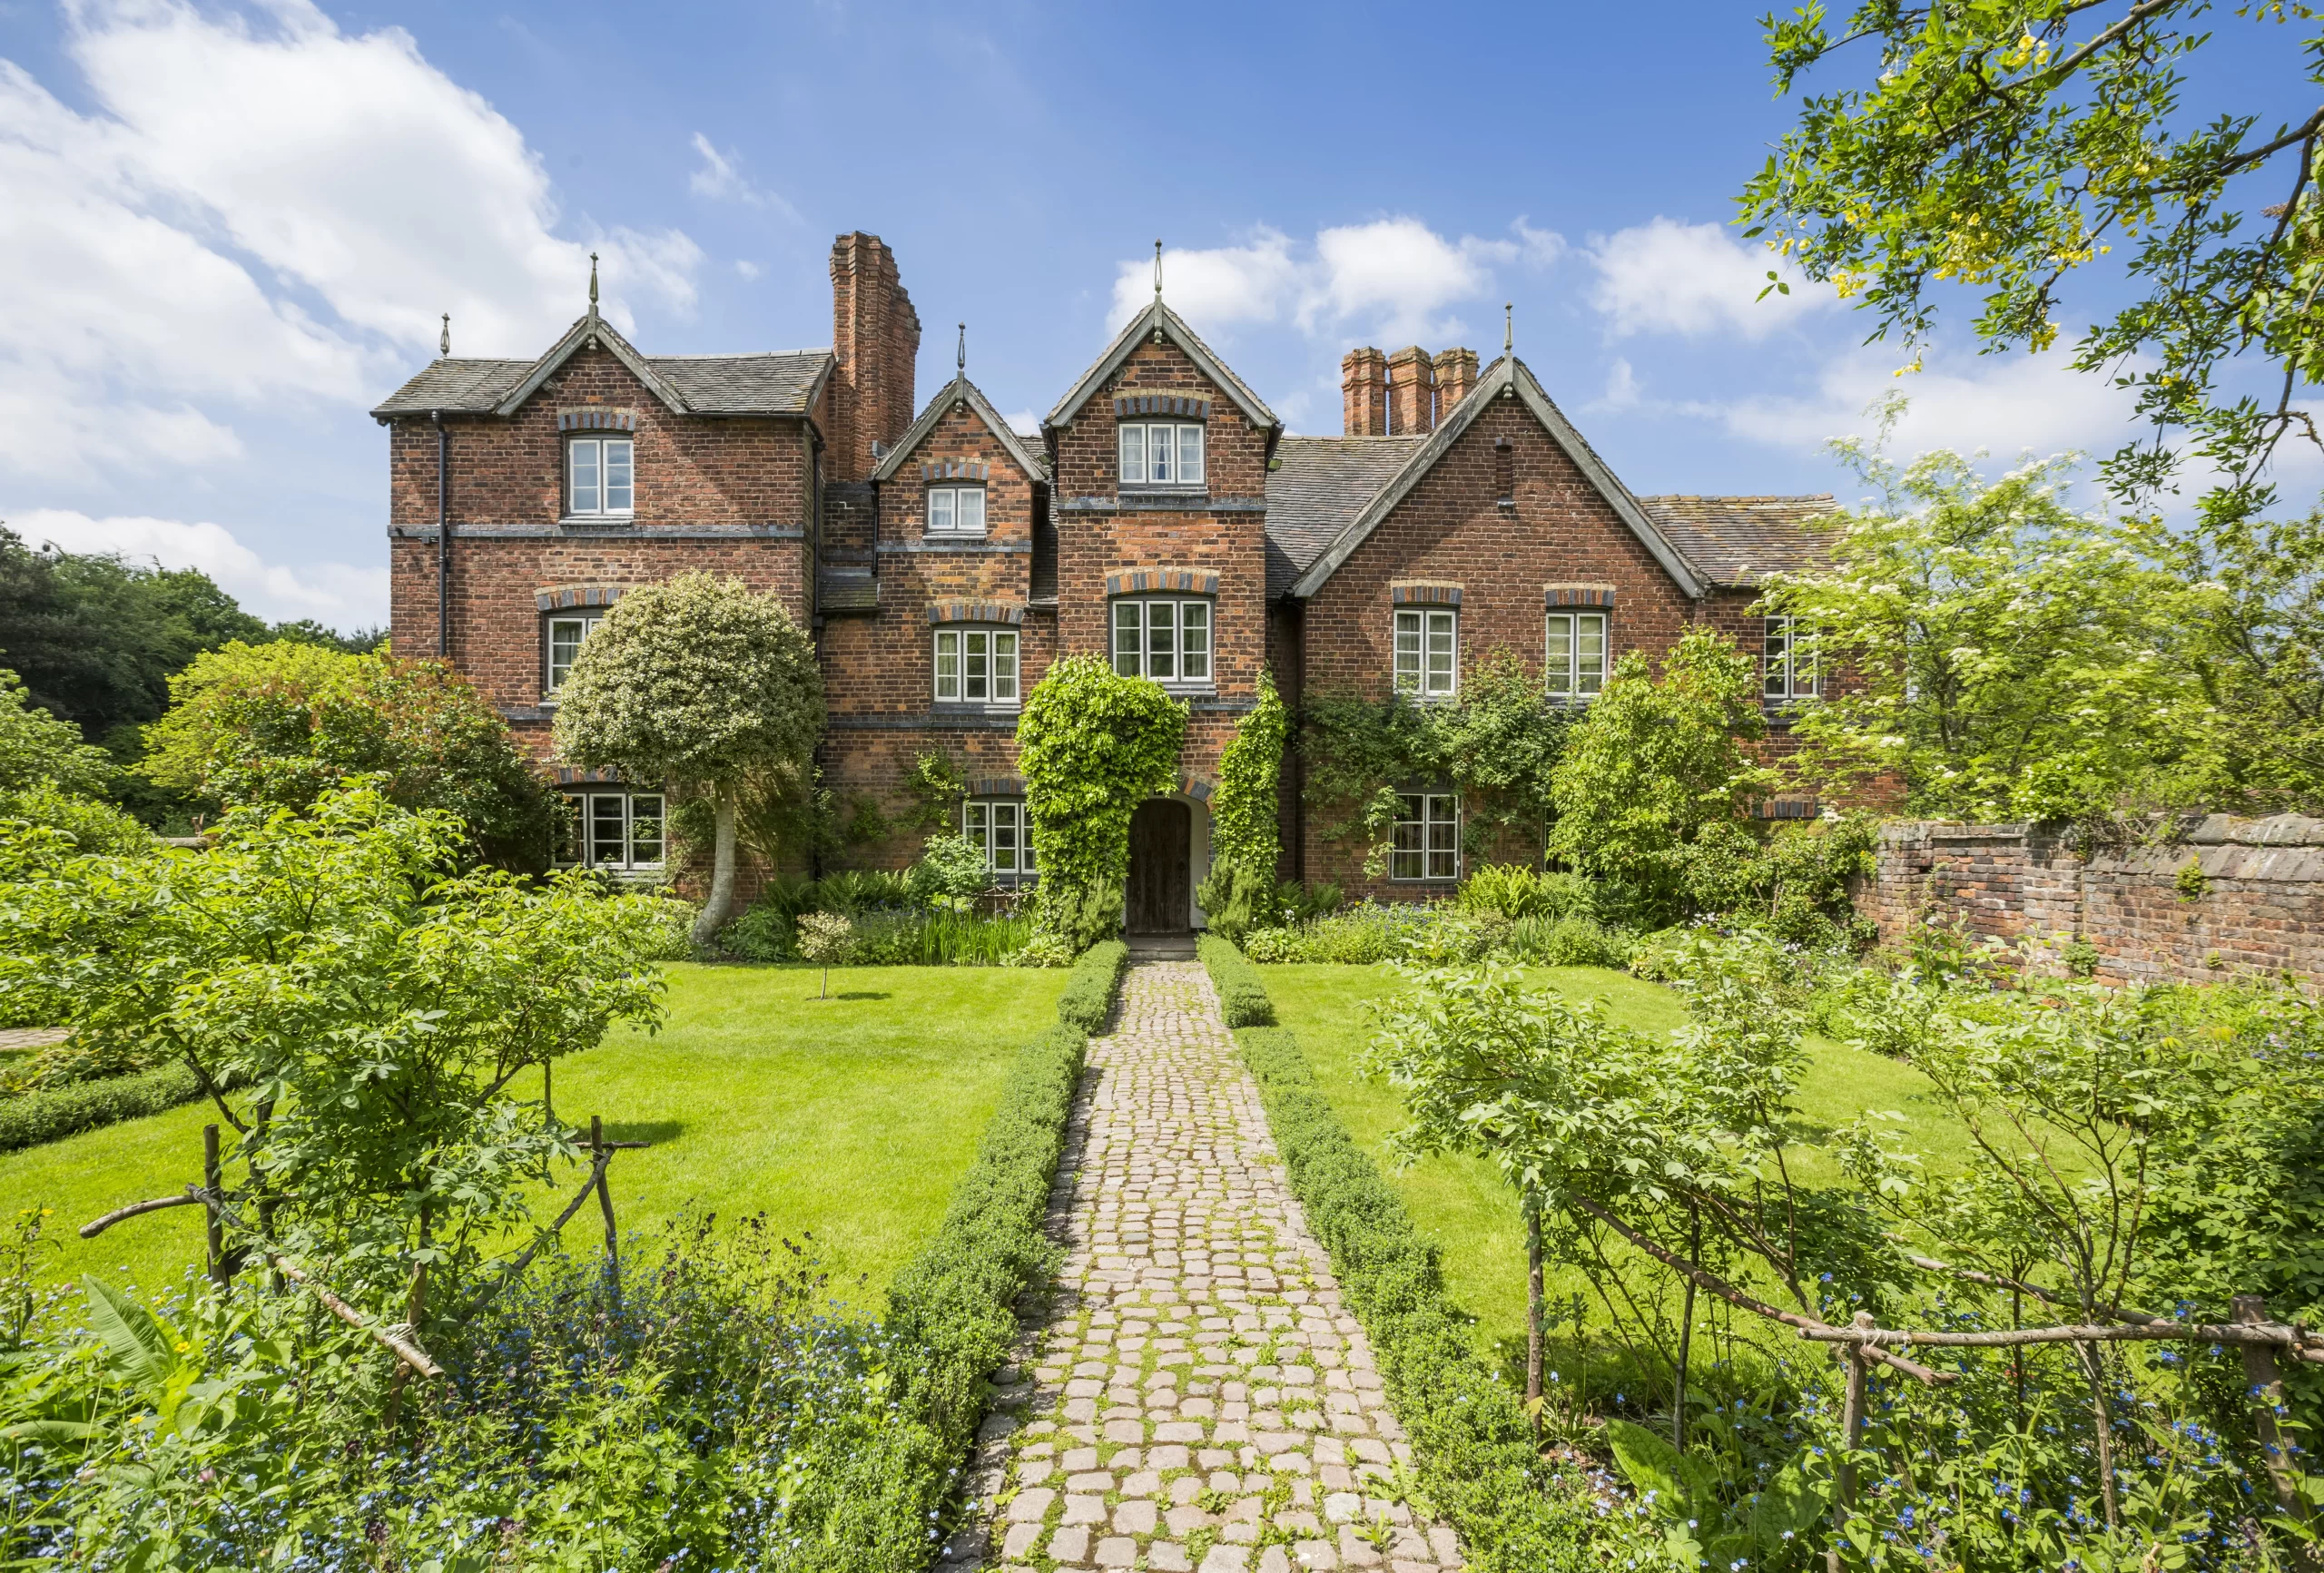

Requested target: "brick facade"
[{"left": 377, "top": 231, "right": 1835, "bottom": 929}]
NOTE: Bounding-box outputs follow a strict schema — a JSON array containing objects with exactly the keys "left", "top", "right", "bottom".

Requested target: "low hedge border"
[
  {"left": 0, "top": 1061, "right": 205, "bottom": 1154},
  {"left": 1055, "top": 938, "right": 1128, "bottom": 1034},
  {"left": 1220, "top": 964, "right": 1598, "bottom": 1572},
  {"left": 1195, "top": 932, "right": 1274, "bottom": 1026},
  {"left": 848, "top": 948, "right": 1125, "bottom": 1569}
]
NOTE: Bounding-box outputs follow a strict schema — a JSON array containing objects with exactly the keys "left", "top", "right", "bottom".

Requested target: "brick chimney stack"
[
  {"left": 1385, "top": 346, "right": 1437, "bottom": 436},
  {"left": 1432, "top": 348, "right": 1479, "bottom": 419},
  {"left": 1341, "top": 348, "right": 1388, "bottom": 436},
  {"left": 829, "top": 232, "right": 922, "bottom": 482}
]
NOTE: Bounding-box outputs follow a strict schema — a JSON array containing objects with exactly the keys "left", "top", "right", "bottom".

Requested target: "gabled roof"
[
  {"left": 370, "top": 316, "right": 832, "bottom": 419},
  {"left": 1285, "top": 354, "right": 1707, "bottom": 599},
  {"left": 1635, "top": 496, "right": 1840, "bottom": 587},
  {"left": 1265, "top": 436, "right": 1427, "bottom": 598},
  {"left": 872, "top": 376, "right": 1050, "bottom": 484},
  {"left": 1044, "top": 299, "right": 1279, "bottom": 433}
]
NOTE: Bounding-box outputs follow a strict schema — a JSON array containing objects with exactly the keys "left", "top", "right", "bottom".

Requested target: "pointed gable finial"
[
  {"left": 439, "top": 313, "right": 450, "bottom": 358},
  {"left": 1154, "top": 239, "right": 1164, "bottom": 300},
  {"left": 586, "top": 251, "right": 600, "bottom": 335},
  {"left": 1504, "top": 302, "right": 1513, "bottom": 356},
  {"left": 957, "top": 321, "right": 967, "bottom": 375}
]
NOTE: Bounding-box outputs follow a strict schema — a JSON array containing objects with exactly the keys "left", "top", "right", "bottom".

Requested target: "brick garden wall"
[{"left": 1862, "top": 815, "right": 2324, "bottom": 985}]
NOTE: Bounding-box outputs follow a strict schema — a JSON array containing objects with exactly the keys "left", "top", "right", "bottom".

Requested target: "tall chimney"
[
  {"left": 829, "top": 233, "right": 922, "bottom": 482},
  {"left": 1341, "top": 347, "right": 1387, "bottom": 436},
  {"left": 1386, "top": 346, "right": 1436, "bottom": 436},
  {"left": 1432, "top": 348, "right": 1478, "bottom": 421}
]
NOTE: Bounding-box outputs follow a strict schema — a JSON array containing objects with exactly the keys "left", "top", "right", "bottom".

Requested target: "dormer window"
[
  {"left": 927, "top": 485, "right": 987, "bottom": 536},
  {"left": 1118, "top": 422, "right": 1205, "bottom": 488},
  {"left": 567, "top": 437, "right": 634, "bottom": 517}
]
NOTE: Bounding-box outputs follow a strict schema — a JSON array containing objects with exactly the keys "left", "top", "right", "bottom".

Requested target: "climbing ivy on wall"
[
  {"left": 1209, "top": 670, "right": 1286, "bottom": 875},
  {"left": 1017, "top": 654, "right": 1187, "bottom": 940}
]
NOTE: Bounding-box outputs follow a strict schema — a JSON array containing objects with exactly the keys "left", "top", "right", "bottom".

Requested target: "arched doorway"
[{"left": 1126, "top": 798, "right": 1193, "bottom": 934}]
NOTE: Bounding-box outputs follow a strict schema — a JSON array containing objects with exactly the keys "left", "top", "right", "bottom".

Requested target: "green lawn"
[
  {"left": 1259, "top": 961, "right": 1971, "bottom": 1370},
  {"left": 2, "top": 963, "right": 1066, "bottom": 1305}
]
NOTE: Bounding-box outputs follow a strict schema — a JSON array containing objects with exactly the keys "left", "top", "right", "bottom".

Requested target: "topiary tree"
[
  {"left": 1017, "top": 654, "right": 1187, "bottom": 949},
  {"left": 1196, "top": 669, "right": 1286, "bottom": 940},
  {"left": 552, "top": 573, "right": 822, "bottom": 945},
  {"left": 140, "top": 640, "right": 557, "bottom": 866}
]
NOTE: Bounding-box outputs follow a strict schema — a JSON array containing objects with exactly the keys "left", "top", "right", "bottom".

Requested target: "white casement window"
[
  {"left": 1110, "top": 598, "right": 1213, "bottom": 684},
  {"left": 933, "top": 626, "right": 1020, "bottom": 704},
  {"left": 926, "top": 485, "right": 987, "bottom": 536},
  {"left": 558, "top": 791, "right": 665, "bottom": 870},
  {"left": 1764, "top": 615, "right": 1819, "bottom": 700},
  {"left": 1544, "top": 611, "right": 1609, "bottom": 701},
  {"left": 1393, "top": 609, "right": 1458, "bottom": 697},
  {"left": 567, "top": 437, "right": 635, "bottom": 517},
  {"left": 1391, "top": 792, "right": 1459, "bottom": 881},
  {"left": 546, "top": 610, "right": 606, "bottom": 695},
  {"left": 1118, "top": 422, "right": 1206, "bottom": 488},
  {"left": 963, "top": 798, "right": 1035, "bottom": 880}
]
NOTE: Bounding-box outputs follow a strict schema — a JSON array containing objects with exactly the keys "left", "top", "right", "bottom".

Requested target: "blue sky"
[{"left": 0, "top": 0, "right": 2312, "bottom": 631}]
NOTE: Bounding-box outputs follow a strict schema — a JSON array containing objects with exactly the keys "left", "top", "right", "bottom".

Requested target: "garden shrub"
[
  {"left": 1018, "top": 655, "right": 1187, "bottom": 942},
  {"left": 1502, "top": 912, "right": 1635, "bottom": 968},
  {"left": 0, "top": 1061, "right": 204, "bottom": 1152},
  {"left": 1196, "top": 673, "right": 1286, "bottom": 940},
  {"left": 1196, "top": 933, "right": 1274, "bottom": 1027},
  {"left": 1056, "top": 939, "right": 1129, "bottom": 1034}
]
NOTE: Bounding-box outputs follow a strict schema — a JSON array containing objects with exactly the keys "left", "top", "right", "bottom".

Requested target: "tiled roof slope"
[
  {"left": 372, "top": 349, "right": 832, "bottom": 418},
  {"left": 1263, "top": 436, "right": 1426, "bottom": 597},
  {"left": 1637, "top": 495, "right": 1841, "bottom": 587}
]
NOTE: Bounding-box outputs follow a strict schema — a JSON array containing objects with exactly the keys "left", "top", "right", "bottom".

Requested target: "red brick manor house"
[{"left": 378, "top": 231, "right": 1828, "bottom": 932}]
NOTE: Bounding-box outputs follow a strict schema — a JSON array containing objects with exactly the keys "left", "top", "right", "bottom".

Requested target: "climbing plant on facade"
[
  {"left": 1016, "top": 654, "right": 1186, "bottom": 948},
  {"left": 1196, "top": 670, "right": 1286, "bottom": 939}
]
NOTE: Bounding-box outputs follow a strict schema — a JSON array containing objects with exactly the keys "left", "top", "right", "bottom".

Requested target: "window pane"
[
  {"left": 1764, "top": 616, "right": 1787, "bottom": 696},
  {"left": 1178, "top": 425, "right": 1205, "bottom": 486},
  {"left": 1427, "top": 796, "right": 1458, "bottom": 880},
  {"left": 934, "top": 629, "right": 960, "bottom": 701},
  {"left": 1797, "top": 625, "right": 1817, "bottom": 695},
  {"left": 1149, "top": 424, "right": 1173, "bottom": 484},
  {"left": 1119, "top": 425, "right": 1144, "bottom": 483},
  {"left": 1578, "top": 614, "right": 1606, "bottom": 696},
  {"left": 964, "top": 801, "right": 989, "bottom": 858},
  {"left": 549, "top": 617, "right": 586, "bottom": 692},
  {"left": 1180, "top": 602, "right": 1210, "bottom": 682},
  {"left": 965, "top": 629, "right": 990, "bottom": 701},
  {"left": 604, "top": 439, "right": 633, "bottom": 512},
  {"left": 957, "top": 488, "right": 985, "bottom": 533},
  {"left": 1147, "top": 599, "right": 1176, "bottom": 681},
  {"left": 554, "top": 796, "right": 579, "bottom": 864},
  {"left": 570, "top": 440, "right": 600, "bottom": 515},
  {"left": 1113, "top": 602, "right": 1143, "bottom": 676},
  {"left": 1545, "top": 614, "right": 1573, "bottom": 695},
  {"left": 1393, "top": 610, "right": 1422, "bottom": 693},
  {"left": 1426, "top": 612, "right": 1456, "bottom": 694},
  {"left": 992, "top": 802, "right": 1019, "bottom": 873},
  {"left": 1392, "top": 793, "right": 1424, "bottom": 880},
  {"left": 929, "top": 487, "right": 954, "bottom": 532},
  {"left": 629, "top": 794, "right": 664, "bottom": 866},
  {"left": 590, "top": 793, "right": 625, "bottom": 866},
  {"left": 993, "top": 631, "right": 1019, "bottom": 701}
]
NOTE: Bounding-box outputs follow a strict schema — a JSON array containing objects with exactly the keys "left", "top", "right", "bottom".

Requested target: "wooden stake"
[
  {"left": 202, "top": 1125, "right": 226, "bottom": 1286},
  {"left": 591, "top": 1115, "right": 620, "bottom": 1293},
  {"left": 1828, "top": 1310, "right": 1872, "bottom": 1573},
  {"left": 2235, "top": 1294, "right": 2314, "bottom": 1550},
  {"left": 1523, "top": 1194, "right": 1544, "bottom": 1429}
]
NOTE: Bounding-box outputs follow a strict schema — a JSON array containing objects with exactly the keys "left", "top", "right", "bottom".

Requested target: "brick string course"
[{"left": 949, "top": 962, "right": 1462, "bottom": 1573}]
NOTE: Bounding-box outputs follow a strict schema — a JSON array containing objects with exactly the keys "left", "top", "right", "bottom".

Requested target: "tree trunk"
[
  {"left": 1525, "top": 1193, "right": 1545, "bottom": 1425},
  {"left": 2075, "top": 1339, "right": 2121, "bottom": 1530},
  {"left": 691, "top": 791, "right": 739, "bottom": 946}
]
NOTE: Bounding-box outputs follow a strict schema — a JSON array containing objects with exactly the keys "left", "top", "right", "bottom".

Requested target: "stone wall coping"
[{"left": 1883, "top": 813, "right": 2324, "bottom": 850}]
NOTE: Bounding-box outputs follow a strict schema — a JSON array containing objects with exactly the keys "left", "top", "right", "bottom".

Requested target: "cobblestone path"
[{"left": 952, "top": 961, "right": 1462, "bottom": 1573}]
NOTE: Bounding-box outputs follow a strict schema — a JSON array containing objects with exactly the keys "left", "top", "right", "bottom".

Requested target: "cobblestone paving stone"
[{"left": 946, "top": 961, "right": 1462, "bottom": 1573}]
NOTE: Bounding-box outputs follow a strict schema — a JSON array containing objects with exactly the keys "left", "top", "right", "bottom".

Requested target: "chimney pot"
[
  {"left": 1386, "top": 346, "right": 1436, "bottom": 436},
  {"left": 1341, "top": 348, "right": 1388, "bottom": 437},
  {"left": 1432, "top": 349, "right": 1479, "bottom": 419}
]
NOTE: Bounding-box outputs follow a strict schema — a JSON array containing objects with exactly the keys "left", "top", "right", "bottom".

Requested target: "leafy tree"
[
  {"left": 552, "top": 573, "right": 823, "bottom": 945},
  {"left": 1016, "top": 654, "right": 1187, "bottom": 948},
  {"left": 1546, "top": 628, "right": 1778, "bottom": 914},
  {"left": 2168, "top": 506, "right": 2324, "bottom": 811},
  {"left": 1760, "top": 443, "right": 2199, "bottom": 819},
  {"left": 139, "top": 640, "right": 558, "bottom": 866},
  {"left": 0, "top": 670, "right": 148, "bottom": 856},
  {"left": 1739, "top": 0, "right": 2323, "bottom": 525}
]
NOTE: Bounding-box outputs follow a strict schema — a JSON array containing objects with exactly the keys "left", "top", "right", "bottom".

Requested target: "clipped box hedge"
[
  {"left": 1195, "top": 932, "right": 1275, "bottom": 1027},
  {"left": 1055, "top": 939, "right": 1128, "bottom": 1034},
  {"left": 1225, "top": 972, "right": 1599, "bottom": 1571},
  {"left": 0, "top": 1062, "right": 204, "bottom": 1154}
]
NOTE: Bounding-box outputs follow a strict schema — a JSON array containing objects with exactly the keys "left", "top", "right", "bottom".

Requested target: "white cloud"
[
  {"left": 1594, "top": 357, "right": 1642, "bottom": 412},
  {"left": 734, "top": 259, "right": 763, "bottom": 280},
  {"left": 1587, "top": 217, "right": 1823, "bottom": 339},
  {"left": 0, "top": 0, "right": 701, "bottom": 480},
  {"left": 1112, "top": 215, "right": 1553, "bottom": 345},
  {"left": 687, "top": 133, "right": 801, "bottom": 221},
  {"left": 1003, "top": 409, "right": 1041, "bottom": 437},
  {"left": 6, "top": 508, "right": 387, "bottom": 626},
  {"left": 1716, "top": 346, "right": 2142, "bottom": 459}
]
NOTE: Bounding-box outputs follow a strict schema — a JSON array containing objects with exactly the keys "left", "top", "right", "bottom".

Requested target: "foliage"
[
  {"left": 1502, "top": 913, "right": 1637, "bottom": 969},
  {"left": 1738, "top": 0, "right": 2324, "bottom": 526},
  {"left": 1457, "top": 863, "right": 1597, "bottom": 921},
  {"left": 1760, "top": 446, "right": 2201, "bottom": 820},
  {"left": 1210, "top": 670, "right": 1287, "bottom": 878},
  {"left": 554, "top": 573, "right": 824, "bottom": 940},
  {"left": 1196, "top": 933, "right": 1275, "bottom": 1027},
  {"left": 0, "top": 672, "right": 148, "bottom": 858},
  {"left": 901, "top": 749, "right": 970, "bottom": 832},
  {"left": 0, "top": 784, "right": 670, "bottom": 1316},
  {"left": 911, "top": 831, "right": 990, "bottom": 911},
  {"left": 1302, "top": 652, "right": 1574, "bottom": 872},
  {"left": 1547, "top": 628, "right": 1778, "bottom": 918},
  {"left": 716, "top": 869, "right": 1031, "bottom": 965},
  {"left": 1670, "top": 814, "right": 1880, "bottom": 949},
  {"left": 1056, "top": 939, "right": 1129, "bottom": 1035},
  {"left": 138, "top": 640, "right": 558, "bottom": 865},
  {"left": 0, "top": 1063, "right": 204, "bottom": 1153},
  {"left": 2167, "top": 506, "right": 2324, "bottom": 813},
  {"left": 797, "top": 911, "right": 853, "bottom": 997},
  {"left": 1017, "top": 655, "right": 1186, "bottom": 940}
]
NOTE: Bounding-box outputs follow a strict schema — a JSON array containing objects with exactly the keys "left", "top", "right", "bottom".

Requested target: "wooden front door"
[{"left": 1126, "top": 798, "right": 1191, "bottom": 934}]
